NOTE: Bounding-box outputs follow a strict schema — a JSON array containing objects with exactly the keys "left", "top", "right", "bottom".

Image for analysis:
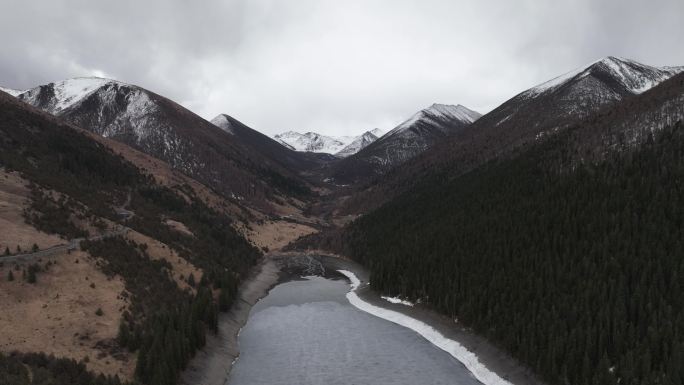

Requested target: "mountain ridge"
[
  {"left": 328, "top": 103, "right": 481, "bottom": 183},
  {"left": 339, "top": 70, "right": 684, "bottom": 385},
  {"left": 339, "top": 56, "right": 684, "bottom": 213},
  {"left": 12, "top": 77, "right": 315, "bottom": 211},
  {"left": 335, "top": 130, "right": 380, "bottom": 158}
]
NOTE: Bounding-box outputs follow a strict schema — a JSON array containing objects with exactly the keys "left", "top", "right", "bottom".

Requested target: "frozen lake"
[{"left": 227, "top": 274, "right": 482, "bottom": 385}]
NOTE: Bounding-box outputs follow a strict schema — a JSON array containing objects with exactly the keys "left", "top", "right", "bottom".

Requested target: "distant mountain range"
[
  {"left": 329, "top": 103, "right": 481, "bottom": 183},
  {"left": 273, "top": 128, "right": 385, "bottom": 157},
  {"left": 340, "top": 56, "right": 684, "bottom": 212}
]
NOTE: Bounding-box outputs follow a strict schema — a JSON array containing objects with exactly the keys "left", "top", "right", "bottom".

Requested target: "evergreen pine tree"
[
  {"left": 118, "top": 323, "right": 130, "bottom": 347},
  {"left": 218, "top": 287, "right": 231, "bottom": 312},
  {"left": 27, "top": 267, "right": 37, "bottom": 284}
]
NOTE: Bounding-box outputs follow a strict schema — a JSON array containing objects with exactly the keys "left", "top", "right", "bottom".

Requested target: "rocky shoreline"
[{"left": 179, "top": 256, "right": 281, "bottom": 385}]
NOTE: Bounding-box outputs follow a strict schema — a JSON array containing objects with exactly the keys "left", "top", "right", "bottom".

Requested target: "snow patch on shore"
[
  {"left": 381, "top": 295, "right": 415, "bottom": 307},
  {"left": 338, "top": 269, "right": 514, "bottom": 385}
]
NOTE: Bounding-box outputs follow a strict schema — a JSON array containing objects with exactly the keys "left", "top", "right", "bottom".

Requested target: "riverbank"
[
  {"left": 318, "top": 254, "right": 545, "bottom": 385},
  {"left": 181, "top": 251, "right": 545, "bottom": 385},
  {"left": 180, "top": 256, "right": 281, "bottom": 385}
]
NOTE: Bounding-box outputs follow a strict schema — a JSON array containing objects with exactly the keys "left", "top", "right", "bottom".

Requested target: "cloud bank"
[{"left": 1, "top": 0, "right": 682, "bottom": 136}]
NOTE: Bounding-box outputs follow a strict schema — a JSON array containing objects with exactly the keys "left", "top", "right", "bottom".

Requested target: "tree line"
[{"left": 0, "top": 352, "right": 127, "bottom": 385}]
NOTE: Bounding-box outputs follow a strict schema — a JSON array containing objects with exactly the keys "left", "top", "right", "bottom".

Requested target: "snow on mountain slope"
[
  {"left": 335, "top": 130, "right": 380, "bottom": 158},
  {"left": 17, "top": 78, "right": 166, "bottom": 146},
  {"left": 363, "top": 103, "right": 481, "bottom": 166},
  {"left": 369, "top": 128, "right": 385, "bottom": 138},
  {"left": 210, "top": 113, "right": 333, "bottom": 174},
  {"left": 273, "top": 131, "right": 351, "bottom": 154},
  {"left": 330, "top": 104, "right": 481, "bottom": 182},
  {"left": 17, "top": 77, "right": 115, "bottom": 114},
  {"left": 524, "top": 56, "right": 683, "bottom": 98},
  {"left": 274, "top": 106, "right": 478, "bottom": 161},
  {"left": 385, "top": 104, "right": 481, "bottom": 140},
  {"left": 210, "top": 114, "right": 236, "bottom": 135},
  {"left": 341, "top": 57, "right": 684, "bottom": 213},
  {"left": 17, "top": 77, "right": 313, "bottom": 209},
  {"left": 487, "top": 57, "right": 684, "bottom": 133},
  {"left": 0, "top": 86, "right": 25, "bottom": 96}
]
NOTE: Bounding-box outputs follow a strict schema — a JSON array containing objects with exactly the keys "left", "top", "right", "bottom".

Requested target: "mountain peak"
[
  {"left": 389, "top": 103, "right": 480, "bottom": 137},
  {"left": 526, "top": 56, "right": 683, "bottom": 98},
  {"left": 425, "top": 103, "right": 482, "bottom": 123},
  {"left": 210, "top": 114, "right": 235, "bottom": 134},
  {"left": 273, "top": 130, "right": 350, "bottom": 153},
  {"left": 0, "top": 86, "right": 26, "bottom": 97},
  {"left": 18, "top": 76, "right": 134, "bottom": 115},
  {"left": 335, "top": 130, "right": 381, "bottom": 158},
  {"left": 369, "top": 128, "right": 384, "bottom": 137}
]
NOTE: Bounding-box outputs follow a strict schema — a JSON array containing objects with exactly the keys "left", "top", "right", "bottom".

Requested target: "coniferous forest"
[
  {"left": 0, "top": 352, "right": 126, "bottom": 385},
  {"left": 346, "top": 121, "right": 684, "bottom": 385}
]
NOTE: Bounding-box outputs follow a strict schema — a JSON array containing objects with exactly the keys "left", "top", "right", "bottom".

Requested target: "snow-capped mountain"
[
  {"left": 15, "top": 77, "right": 166, "bottom": 142},
  {"left": 335, "top": 130, "right": 381, "bottom": 158},
  {"left": 491, "top": 57, "right": 684, "bottom": 130},
  {"left": 210, "top": 113, "right": 333, "bottom": 172},
  {"left": 384, "top": 104, "right": 481, "bottom": 140},
  {"left": 10, "top": 77, "right": 313, "bottom": 207},
  {"left": 17, "top": 77, "right": 114, "bottom": 114},
  {"left": 0, "top": 86, "right": 24, "bottom": 97},
  {"left": 369, "top": 128, "right": 385, "bottom": 137},
  {"left": 342, "top": 56, "right": 684, "bottom": 211},
  {"left": 523, "top": 56, "right": 683, "bottom": 99},
  {"left": 274, "top": 131, "right": 352, "bottom": 154},
  {"left": 331, "top": 54, "right": 683, "bottom": 185},
  {"left": 273, "top": 129, "right": 387, "bottom": 157},
  {"left": 330, "top": 104, "right": 481, "bottom": 182},
  {"left": 463, "top": 56, "right": 684, "bottom": 153}
]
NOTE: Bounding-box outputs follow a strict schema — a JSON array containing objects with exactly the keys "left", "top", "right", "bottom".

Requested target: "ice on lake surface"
[{"left": 227, "top": 276, "right": 482, "bottom": 385}]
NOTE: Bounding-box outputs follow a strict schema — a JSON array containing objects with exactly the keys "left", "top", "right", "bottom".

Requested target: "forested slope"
[
  {"left": 344, "top": 76, "right": 684, "bottom": 385},
  {"left": 0, "top": 92, "right": 260, "bottom": 385}
]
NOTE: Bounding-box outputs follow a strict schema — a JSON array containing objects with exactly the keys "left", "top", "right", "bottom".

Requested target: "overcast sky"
[{"left": 1, "top": 0, "right": 683, "bottom": 136}]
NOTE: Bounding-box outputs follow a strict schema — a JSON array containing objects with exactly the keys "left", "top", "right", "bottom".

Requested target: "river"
[{"left": 226, "top": 272, "right": 483, "bottom": 385}]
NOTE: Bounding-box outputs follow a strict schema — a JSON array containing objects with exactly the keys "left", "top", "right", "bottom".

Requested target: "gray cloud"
[{"left": 1, "top": 0, "right": 682, "bottom": 136}]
